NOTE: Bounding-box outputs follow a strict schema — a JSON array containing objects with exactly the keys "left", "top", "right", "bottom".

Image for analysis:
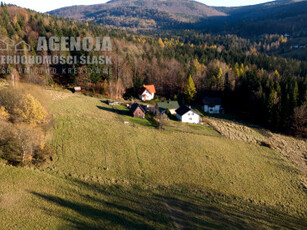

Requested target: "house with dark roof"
[
  {"left": 157, "top": 101, "right": 180, "bottom": 115},
  {"left": 139, "top": 85, "right": 156, "bottom": 101},
  {"left": 130, "top": 103, "right": 146, "bottom": 118},
  {"left": 203, "top": 97, "right": 223, "bottom": 114},
  {"left": 175, "top": 105, "right": 201, "bottom": 124}
]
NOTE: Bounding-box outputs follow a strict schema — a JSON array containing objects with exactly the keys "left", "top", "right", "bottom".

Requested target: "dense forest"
[{"left": 0, "top": 3, "right": 306, "bottom": 137}]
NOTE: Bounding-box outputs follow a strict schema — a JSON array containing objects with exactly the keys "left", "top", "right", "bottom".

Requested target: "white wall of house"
[
  {"left": 204, "top": 105, "right": 222, "bottom": 114},
  {"left": 176, "top": 111, "right": 200, "bottom": 124},
  {"left": 139, "top": 90, "right": 154, "bottom": 101},
  {"left": 169, "top": 109, "right": 177, "bottom": 115}
]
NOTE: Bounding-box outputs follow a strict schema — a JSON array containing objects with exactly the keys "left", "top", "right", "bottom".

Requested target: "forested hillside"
[
  {"left": 199, "top": 0, "right": 307, "bottom": 35},
  {"left": 0, "top": 3, "right": 306, "bottom": 136},
  {"left": 48, "top": 0, "right": 307, "bottom": 60},
  {"left": 49, "top": 0, "right": 226, "bottom": 30},
  {"left": 49, "top": 0, "right": 307, "bottom": 36}
]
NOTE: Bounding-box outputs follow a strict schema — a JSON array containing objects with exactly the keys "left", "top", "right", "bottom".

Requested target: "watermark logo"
[
  {"left": 0, "top": 36, "right": 113, "bottom": 75},
  {"left": 37, "top": 37, "right": 112, "bottom": 52},
  {"left": 0, "top": 37, "right": 31, "bottom": 51},
  {"left": 0, "top": 36, "right": 112, "bottom": 66}
]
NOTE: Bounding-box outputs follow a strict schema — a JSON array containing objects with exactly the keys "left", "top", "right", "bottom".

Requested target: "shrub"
[
  {"left": 14, "top": 94, "right": 48, "bottom": 125},
  {"left": 0, "top": 121, "right": 49, "bottom": 166},
  {"left": 0, "top": 86, "right": 53, "bottom": 166},
  {"left": 0, "top": 86, "right": 48, "bottom": 125},
  {"left": 0, "top": 88, "right": 23, "bottom": 117},
  {"left": 0, "top": 106, "right": 9, "bottom": 120},
  {"left": 32, "top": 145, "right": 53, "bottom": 166},
  {"left": 0, "top": 121, "right": 20, "bottom": 164}
]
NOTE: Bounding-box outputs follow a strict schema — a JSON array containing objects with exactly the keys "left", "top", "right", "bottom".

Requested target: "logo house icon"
[
  {"left": 15, "top": 41, "right": 31, "bottom": 51},
  {"left": 0, "top": 37, "right": 31, "bottom": 51},
  {"left": 0, "top": 37, "right": 15, "bottom": 51}
]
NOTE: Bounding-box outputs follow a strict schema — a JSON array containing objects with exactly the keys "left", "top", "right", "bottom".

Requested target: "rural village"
[
  {"left": 0, "top": 1, "right": 307, "bottom": 229},
  {"left": 103, "top": 84, "right": 223, "bottom": 128}
]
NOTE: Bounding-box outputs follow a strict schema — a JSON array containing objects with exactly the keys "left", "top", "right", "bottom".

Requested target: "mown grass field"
[{"left": 0, "top": 91, "right": 306, "bottom": 229}]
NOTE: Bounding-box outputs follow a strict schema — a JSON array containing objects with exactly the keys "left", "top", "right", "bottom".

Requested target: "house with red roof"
[{"left": 139, "top": 85, "right": 156, "bottom": 101}]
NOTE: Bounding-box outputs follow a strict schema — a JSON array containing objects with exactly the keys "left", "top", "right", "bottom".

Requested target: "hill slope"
[
  {"left": 205, "top": 0, "right": 307, "bottom": 35},
  {"left": 0, "top": 89, "right": 306, "bottom": 229},
  {"left": 48, "top": 0, "right": 226, "bottom": 30},
  {"left": 49, "top": 0, "right": 307, "bottom": 34}
]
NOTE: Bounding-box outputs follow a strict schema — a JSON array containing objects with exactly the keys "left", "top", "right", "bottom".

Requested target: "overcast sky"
[{"left": 2, "top": 0, "right": 274, "bottom": 13}]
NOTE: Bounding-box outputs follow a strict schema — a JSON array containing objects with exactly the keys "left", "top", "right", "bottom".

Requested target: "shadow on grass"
[
  {"left": 96, "top": 106, "right": 115, "bottom": 113},
  {"left": 30, "top": 178, "right": 307, "bottom": 229},
  {"left": 97, "top": 100, "right": 130, "bottom": 116},
  {"left": 97, "top": 101, "right": 157, "bottom": 128},
  {"left": 97, "top": 105, "right": 130, "bottom": 116}
]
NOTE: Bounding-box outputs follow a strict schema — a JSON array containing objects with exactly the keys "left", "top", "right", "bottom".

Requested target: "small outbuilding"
[
  {"left": 157, "top": 101, "right": 180, "bottom": 115},
  {"left": 175, "top": 105, "right": 201, "bottom": 124},
  {"left": 74, "top": 86, "right": 82, "bottom": 93},
  {"left": 130, "top": 103, "right": 146, "bottom": 118}
]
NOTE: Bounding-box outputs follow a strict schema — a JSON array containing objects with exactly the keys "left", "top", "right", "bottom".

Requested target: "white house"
[
  {"left": 175, "top": 105, "right": 201, "bottom": 124},
  {"left": 139, "top": 85, "right": 156, "bottom": 101},
  {"left": 203, "top": 97, "right": 223, "bottom": 114}
]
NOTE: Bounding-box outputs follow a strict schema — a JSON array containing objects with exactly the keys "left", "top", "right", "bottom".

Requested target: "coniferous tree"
[{"left": 184, "top": 75, "right": 197, "bottom": 104}]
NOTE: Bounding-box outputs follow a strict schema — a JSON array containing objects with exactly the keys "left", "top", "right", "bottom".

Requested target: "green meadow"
[{"left": 0, "top": 91, "right": 306, "bottom": 229}]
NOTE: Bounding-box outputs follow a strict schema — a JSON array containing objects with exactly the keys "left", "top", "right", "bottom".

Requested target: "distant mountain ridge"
[
  {"left": 48, "top": 0, "right": 226, "bottom": 30},
  {"left": 207, "top": 0, "right": 307, "bottom": 35},
  {"left": 48, "top": 0, "right": 307, "bottom": 34}
]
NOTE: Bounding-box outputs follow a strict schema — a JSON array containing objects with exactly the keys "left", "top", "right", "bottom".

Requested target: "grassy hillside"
[{"left": 0, "top": 90, "right": 306, "bottom": 229}]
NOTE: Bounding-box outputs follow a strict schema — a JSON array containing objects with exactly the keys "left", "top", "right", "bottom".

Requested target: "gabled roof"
[
  {"left": 203, "top": 97, "right": 222, "bottom": 107},
  {"left": 157, "top": 101, "right": 180, "bottom": 110},
  {"left": 141, "top": 85, "right": 156, "bottom": 94},
  {"left": 175, "top": 105, "right": 200, "bottom": 116},
  {"left": 130, "top": 103, "right": 145, "bottom": 114}
]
